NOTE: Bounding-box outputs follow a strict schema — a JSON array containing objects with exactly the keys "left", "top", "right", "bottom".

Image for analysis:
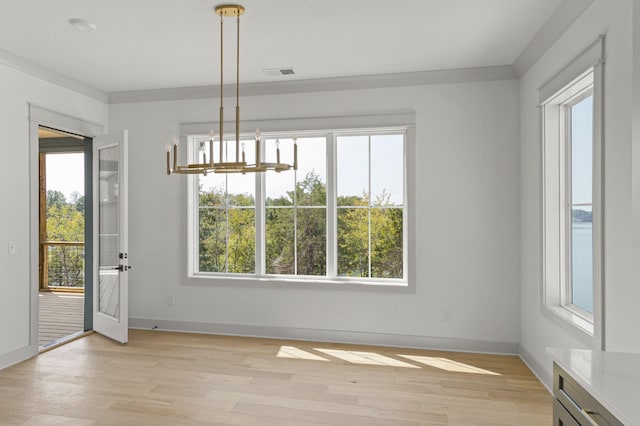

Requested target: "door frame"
[{"left": 28, "top": 105, "right": 104, "bottom": 351}]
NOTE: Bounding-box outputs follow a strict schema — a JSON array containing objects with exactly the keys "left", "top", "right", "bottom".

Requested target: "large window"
[
  {"left": 190, "top": 128, "right": 407, "bottom": 285},
  {"left": 541, "top": 61, "right": 602, "bottom": 338}
]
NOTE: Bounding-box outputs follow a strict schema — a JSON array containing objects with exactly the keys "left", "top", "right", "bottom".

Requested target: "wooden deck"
[
  {"left": 38, "top": 291, "right": 84, "bottom": 347},
  {"left": 1, "top": 330, "right": 552, "bottom": 425}
]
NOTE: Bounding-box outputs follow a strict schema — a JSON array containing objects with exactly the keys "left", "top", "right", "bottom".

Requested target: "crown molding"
[
  {"left": 0, "top": 48, "right": 108, "bottom": 103},
  {"left": 1, "top": 0, "right": 593, "bottom": 105},
  {"left": 108, "top": 65, "right": 518, "bottom": 104},
  {"left": 513, "top": 0, "right": 594, "bottom": 77}
]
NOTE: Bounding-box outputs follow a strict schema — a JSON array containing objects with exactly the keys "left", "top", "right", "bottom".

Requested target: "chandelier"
[{"left": 166, "top": 4, "right": 297, "bottom": 175}]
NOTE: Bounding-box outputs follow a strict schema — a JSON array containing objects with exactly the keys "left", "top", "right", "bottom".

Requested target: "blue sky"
[{"left": 571, "top": 95, "right": 593, "bottom": 206}]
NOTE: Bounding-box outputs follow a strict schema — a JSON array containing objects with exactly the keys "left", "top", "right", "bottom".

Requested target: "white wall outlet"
[
  {"left": 167, "top": 295, "right": 174, "bottom": 306},
  {"left": 8, "top": 241, "right": 16, "bottom": 255},
  {"left": 442, "top": 309, "right": 452, "bottom": 322}
]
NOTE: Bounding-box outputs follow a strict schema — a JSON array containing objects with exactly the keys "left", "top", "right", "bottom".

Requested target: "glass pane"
[
  {"left": 240, "top": 138, "right": 256, "bottom": 166},
  {"left": 218, "top": 138, "right": 255, "bottom": 165},
  {"left": 337, "top": 136, "right": 369, "bottom": 206},
  {"left": 266, "top": 163, "right": 294, "bottom": 207},
  {"left": 264, "top": 137, "right": 294, "bottom": 166},
  {"left": 227, "top": 208, "right": 255, "bottom": 273},
  {"left": 98, "top": 145, "right": 119, "bottom": 318},
  {"left": 297, "top": 137, "right": 327, "bottom": 206},
  {"left": 227, "top": 174, "right": 255, "bottom": 207},
  {"left": 198, "top": 174, "right": 226, "bottom": 207},
  {"left": 297, "top": 208, "right": 326, "bottom": 276},
  {"left": 199, "top": 208, "right": 227, "bottom": 272},
  {"left": 194, "top": 139, "right": 210, "bottom": 165},
  {"left": 265, "top": 208, "right": 294, "bottom": 274},
  {"left": 222, "top": 139, "right": 255, "bottom": 207},
  {"left": 371, "top": 208, "right": 403, "bottom": 278},
  {"left": 571, "top": 206, "right": 593, "bottom": 313},
  {"left": 371, "top": 135, "right": 403, "bottom": 206},
  {"left": 337, "top": 208, "right": 369, "bottom": 277},
  {"left": 571, "top": 96, "right": 593, "bottom": 205}
]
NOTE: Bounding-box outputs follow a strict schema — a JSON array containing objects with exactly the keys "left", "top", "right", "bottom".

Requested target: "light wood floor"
[
  {"left": 38, "top": 292, "right": 84, "bottom": 347},
  {"left": 0, "top": 330, "right": 551, "bottom": 425}
]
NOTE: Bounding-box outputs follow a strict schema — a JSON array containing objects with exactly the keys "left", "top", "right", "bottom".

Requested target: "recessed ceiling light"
[{"left": 68, "top": 18, "right": 96, "bottom": 32}]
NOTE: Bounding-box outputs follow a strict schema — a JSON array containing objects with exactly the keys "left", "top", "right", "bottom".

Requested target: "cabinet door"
[
  {"left": 554, "top": 399, "right": 580, "bottom": 426},
  {"left": 553, "top": 363, "right": 623, "bottom": 426}
]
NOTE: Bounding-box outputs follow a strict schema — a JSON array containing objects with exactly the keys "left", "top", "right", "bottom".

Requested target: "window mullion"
[
  {"left": 225, "top": 173, "right": 230, "bottom": 273},
  {"left": 326, "top": 132, "right": 337, "bottom": 278},
  {"left": 293, "top": 168, "right": 298, "bottom": 276},
  {"left": 367, "top": 135, "right": 372, "bottom": 279},
  {"left": 255, "top": 165, "right": 265, "bottom": 277},
  {"left": 564, "top": 104, "right": 574, "bottom": 308}
]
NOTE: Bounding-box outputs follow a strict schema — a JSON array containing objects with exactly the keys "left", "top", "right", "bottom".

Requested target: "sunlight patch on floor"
[
  {"left": 398, "top": 355, "right": 501, "bottom": 375},
  {"left": 313, "top": 348, "right": 420, "bottom": 368},
  {"left": 276, "top": 346, "right": 329, "bottom": 361},
  {"left": 276, "top": 345, "right": 502, "bottom": 375}
]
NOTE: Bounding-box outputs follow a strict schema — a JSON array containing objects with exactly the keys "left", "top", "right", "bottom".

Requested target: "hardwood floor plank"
[
  {"left": 231, "top": 402, "right": 419, "bottom": 426},
  {"left": 0, "top": 330, "right": 551, "bottom": 425}
]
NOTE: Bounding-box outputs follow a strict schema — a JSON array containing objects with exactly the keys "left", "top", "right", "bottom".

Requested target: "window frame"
[
  {"left": 540, "top": 60, "right": 603, "bottom": 345},
  {"left": 563, "top": 90, "right": 595, "bottom": 322},
  {"left": 334, "top": 130, "right": 406, "bottom": 281},
  {"left": 262, "top": 132, "right": 329, "bottom": 279},
  {"left": 186, "top": 124, "right": 411, "bottom": 288}
]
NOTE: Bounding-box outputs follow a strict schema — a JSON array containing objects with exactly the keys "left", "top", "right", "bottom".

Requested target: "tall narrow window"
[
  {"left": 337, "top": 134, "right": 404, "bottom": 279},
  {"left": 198, "top": 139, "right": 256, "bottom": 273},
  {"left": 265, "top": 137, "right": 327, "bottom": 276},
  {"left": 541, "top": 47, "right": 603, "bottom": 339}
]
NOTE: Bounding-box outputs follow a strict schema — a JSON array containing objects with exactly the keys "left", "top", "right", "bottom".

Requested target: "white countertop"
[{"left": 547, "top": 347, "right": 640, "bottom": 426}]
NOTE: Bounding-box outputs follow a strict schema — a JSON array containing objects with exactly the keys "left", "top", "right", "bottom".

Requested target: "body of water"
[{"left": 572, "top": 221, "right": 593, "bottom": 313}]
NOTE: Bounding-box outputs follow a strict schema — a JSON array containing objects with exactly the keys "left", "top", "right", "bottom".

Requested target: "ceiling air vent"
[{"left": 263, "top": 67, "right": 295, "bottom": 76}]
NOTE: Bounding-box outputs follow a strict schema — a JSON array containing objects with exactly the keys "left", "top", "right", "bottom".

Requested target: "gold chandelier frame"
[{"left": 166, "top": 4, "right": 297, "bottom": 175}]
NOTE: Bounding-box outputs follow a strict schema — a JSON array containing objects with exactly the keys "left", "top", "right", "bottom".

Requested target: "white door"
[{"left": 93, "top": 130, "right": 129, "bottom": 343}]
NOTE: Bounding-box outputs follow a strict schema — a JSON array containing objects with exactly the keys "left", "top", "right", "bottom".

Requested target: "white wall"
[
  {"left": 110, "top": 78, "right": 522, "bottom": 352},
  {"left": 520, "top": 0, "right": 640, "bottom": 386},
  {"left": 0, "top": 63, "right": 107, "bottom": 368}
]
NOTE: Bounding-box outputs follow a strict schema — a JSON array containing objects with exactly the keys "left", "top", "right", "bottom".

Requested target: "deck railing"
[{"left": 41, "top": 241, "right": 84, "bottom": 291}]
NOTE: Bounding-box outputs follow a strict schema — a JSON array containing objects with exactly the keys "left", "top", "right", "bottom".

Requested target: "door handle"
[{"left": 110, "top": 265, "right": 132, "bottom": 272}]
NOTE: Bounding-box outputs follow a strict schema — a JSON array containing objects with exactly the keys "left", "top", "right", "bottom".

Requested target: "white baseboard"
[
  {"left": 519, "top": 344, "right": 552, "bottom": 392},
  {"left": 130, "top": 317, "right": 519, "bottom": 355},
  {"left": 0, "top": 344, "right": 37, "bottom": 371}
]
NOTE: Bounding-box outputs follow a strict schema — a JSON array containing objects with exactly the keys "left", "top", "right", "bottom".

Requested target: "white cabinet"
[{"left": 548, "top": 348, "right": 640, "bottom": 425}]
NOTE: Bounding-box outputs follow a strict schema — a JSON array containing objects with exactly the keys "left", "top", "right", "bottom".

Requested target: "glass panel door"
[{"left": 93, "top": 130, "right": 128, "bottom": 343}]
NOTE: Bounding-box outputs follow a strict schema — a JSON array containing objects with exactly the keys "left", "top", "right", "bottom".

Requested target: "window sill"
[
  {"left": 543, "top": 304, "right": 594, "bottom": 340},
  {"left": 185, "top": 273, "right": 411, "bottom": 292}
]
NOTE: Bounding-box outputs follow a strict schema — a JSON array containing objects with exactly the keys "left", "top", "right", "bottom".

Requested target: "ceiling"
[{"left": 0, "top": 0, "right": 565, "bottom": 93}]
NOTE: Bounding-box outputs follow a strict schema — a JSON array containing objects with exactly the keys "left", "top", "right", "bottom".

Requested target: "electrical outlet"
[
  {"left": 442, "top": 309, "right": 452, "bottom": 322},
  {"left": 8, "top": 241, "right": 16, "bottom": 255},
  {"left": 167, "top": 295, "right": 174, "bottom": 306}
]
